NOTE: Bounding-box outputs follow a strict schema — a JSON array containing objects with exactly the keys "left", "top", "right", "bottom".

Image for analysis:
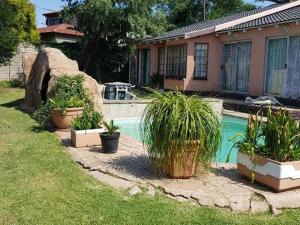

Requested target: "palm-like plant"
[
  {"left": 141, "top": 90, "right": 221, "bottom": 174},
  {"left": 103, "top": 120, "right": 120, "bottom": 135}
]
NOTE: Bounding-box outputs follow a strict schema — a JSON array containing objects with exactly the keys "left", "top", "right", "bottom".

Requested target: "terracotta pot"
[
  {"left": 52, "top": 107, "right": 84, "bottom": 129},
  {"left": 71, "top": 128, "right": 105, "bottom": 148},
  {"left": 164, "top": 140, "right": 201, "bottom": 179},
  {"left": 237, "top": 152, "right": 300, "bottom": 192}
]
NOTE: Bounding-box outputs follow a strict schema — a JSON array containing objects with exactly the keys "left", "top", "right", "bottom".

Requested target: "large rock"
[
  {"left": 22, "top": 48, "right": 103, "bottom": 113},
  {"left": 22, "top": 52, "right": 38, "bottom": 83}
]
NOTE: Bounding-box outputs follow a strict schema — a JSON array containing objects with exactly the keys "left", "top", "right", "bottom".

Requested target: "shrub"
[
  {"left": 0, "top": 80, "right": 24, "bottom": 88},
  {"left": 33, "top": 75, "right": 93, "bottom": 128},
  {"left": 72, "top": 111, "right": 103, "bottom": 130},
  {"left": 102, "top": 120, "right": 120, "bottom": 135},
  {"left": 235, "top": 108, "right": 300, "bottom": 162},
  {"left": 141, "top": 89, "right": 221, "bottom": 171}
]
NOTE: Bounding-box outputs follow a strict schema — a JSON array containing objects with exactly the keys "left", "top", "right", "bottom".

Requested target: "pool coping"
[{"left": 223, "top": 109, "right": 267, "bottom": 121}]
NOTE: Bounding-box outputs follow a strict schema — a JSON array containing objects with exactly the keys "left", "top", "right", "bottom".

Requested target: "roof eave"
[
  {"left": 184, "top": 1, "right": 300, "bottom": 39},
  {"left": 216, "top": 19, "right": 300, "bottom": 33}
]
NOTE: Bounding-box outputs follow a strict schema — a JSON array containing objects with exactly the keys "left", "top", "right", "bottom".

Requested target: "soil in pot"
[
  {"left": 164, "top": 140, "right": 200, "bottom": 179},
  {"left": 52, "top": 107, "right": 84, "bottom": 129},
  {"left": 100, "top": 132, "right": 120, "bottom": 153}
]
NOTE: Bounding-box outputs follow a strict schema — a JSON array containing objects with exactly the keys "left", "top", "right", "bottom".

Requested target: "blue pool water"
[{"left": 115, "top": 116, "right": 247, "bottom": 163}]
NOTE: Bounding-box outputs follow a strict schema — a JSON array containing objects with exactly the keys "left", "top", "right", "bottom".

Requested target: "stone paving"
[{"left": 56, "top": 131, "right": 300, "bottom": 214}]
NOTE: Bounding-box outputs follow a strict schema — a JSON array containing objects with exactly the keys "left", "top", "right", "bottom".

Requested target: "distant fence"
[{"left": 0, "top": 43, "right": 38, "bottom": 80}]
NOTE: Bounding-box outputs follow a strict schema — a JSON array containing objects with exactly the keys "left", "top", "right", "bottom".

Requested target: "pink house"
[{"left": 131, "top": 2, "right": 300, "bottom": 100}]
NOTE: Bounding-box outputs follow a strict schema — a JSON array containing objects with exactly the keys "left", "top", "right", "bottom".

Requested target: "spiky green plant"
[
  {"left": 262, "top": 108, "right": 300, "bottom": 161},
  {"left": 72, "top": 111, "right": 103, "bottom": 131},
  {"left": 235, "top": 108, "right": 300, "bottom": 162},
  {"left": 103, "top": 120, "right": 120, "bottom": 135},
  {"left": 141, "top": 89, "right": 221, "bottom": 172}
]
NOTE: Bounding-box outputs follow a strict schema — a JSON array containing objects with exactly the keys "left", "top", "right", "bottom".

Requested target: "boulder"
[
  {"left": 22, "top": 52, "right": 38, "bottom": 83},
  {"left": 22, "top": 47, "right": 103, "bottom": 113}
]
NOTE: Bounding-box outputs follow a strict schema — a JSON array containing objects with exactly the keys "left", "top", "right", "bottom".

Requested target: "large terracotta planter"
[
  {"left": 164, "top": 140, "right": 201, "bottom": 179},
  {"left": 52, "top": 107, "right": 84, "bottom": 129},
  {"left": 71, "top": 128, "right": 105, "bottom": 148},
  {"left": 237, "top": 152, "right": 300, "bottom": 192}
]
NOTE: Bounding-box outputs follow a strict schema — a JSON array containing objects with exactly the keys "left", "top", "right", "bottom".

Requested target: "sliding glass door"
[
  {"left": 265, "top": 36, "right": 300, "bottom": 99},
  {"left": 139, "top": 49, "right": 151, "bottom": 85},
  {"left": 265, "top": 38, "right": 287, "bottom": 96},
  {"left": 284, "top": 36, "right": 300, "bottom": 98},
  {"left": 222, "top": 42, "right": 252, "bottom": 93}
]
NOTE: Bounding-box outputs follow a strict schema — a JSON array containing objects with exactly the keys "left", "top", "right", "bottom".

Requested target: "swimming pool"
[{"left": 115, "top": 116, "right": 247, "bottom": 163}]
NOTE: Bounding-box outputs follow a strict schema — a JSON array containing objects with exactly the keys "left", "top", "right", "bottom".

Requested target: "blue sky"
[{"left": 30, "top": 0, "right": 273, "bottom": 27}]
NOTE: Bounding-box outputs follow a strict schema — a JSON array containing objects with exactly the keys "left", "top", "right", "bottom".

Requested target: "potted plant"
[
  {"left": 100, "top": 120, "right": 121, "bottom": 153},
  {"left": 50, "top": 96, "right": 85, "bottom": 129},
  {"left": 71, "top": 111, "right": 104, "bottom": 147},
  {"left": 141, "top": 90, "right": 221, "bottom": 178},
  {"left": 33, "top": 75, "right": 93, "bottom": 129},
  {"left": 234, "top": 108, "right": 300, "bottom": 192}
]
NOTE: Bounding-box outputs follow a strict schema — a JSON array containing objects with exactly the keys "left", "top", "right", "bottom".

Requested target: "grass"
[{"left": 0, "top": 88, "right": 300, "bottom": 225}]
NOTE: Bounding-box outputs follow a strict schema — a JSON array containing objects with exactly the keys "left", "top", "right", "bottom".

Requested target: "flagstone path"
[{"left": 56, "top": 131, "right": 300, "bottom": 214}]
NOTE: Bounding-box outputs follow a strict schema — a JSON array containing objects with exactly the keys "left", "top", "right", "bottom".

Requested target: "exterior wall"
[
  {"left": 0, "top": 43, "right": 38, "bottom": 80},
  {"left": 138, "top": 22, "right": 300, "bottom": 97},
  {"left": 218, "top": 23, "right": 300, "bottom": 96},
  {"left": 40, "top": 33, "right": 80, "bottom": 43},
  {"left": 139, "top": 34, "right": 221, "bottom": 92},
  {"left": 54, "top": 34, "right": 80, "bottom": 43}
]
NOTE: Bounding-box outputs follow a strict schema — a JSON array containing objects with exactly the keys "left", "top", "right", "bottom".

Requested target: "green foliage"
[
  {"left": 63, "top": 0, "right": 168, "bottom": 82},
  {"left": 141, "top": 89, "right": 221, "bottom": 171},
  {"left": 32, "top": 101, "right": 52, "bottom": 129},
  {"left": 235, "top": 108, "right": 300, "bottom": 162},
  {"left": 42, "top": 42, "right": 81, "bottom": 62},
  {"left": 33, "top": 75, "right": 93, "bottom": 128},
  {"left": 0, "top": 0, "right": 39, "bottom": 65},
  {"left": 0, "top": 0, "right": 18, "bottom": 65},
  {"left": 167, "top": 0, "right": 255, "bottom": 29},
  {"left": 48, "top": 75, "right": 93, "bottom": 111},
  {"left": 72, "top": 111, "right": 103, "bottom": 130},
  {"left": 49, "top": 96, "right": 85, "bottom": 112},
  {"left": 0, "top": 79, "right": 24, "bottom": 88},
  {"left": 103, "top": 120, "right": 120, "bottom": 135},
  {"left": 3, "top": 88, "right": 300, "bottom": 225}
]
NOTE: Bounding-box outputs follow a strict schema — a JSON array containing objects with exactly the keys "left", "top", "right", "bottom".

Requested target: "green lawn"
[{"left": 0, "top": 88, "right": 300, "bottom": 225}]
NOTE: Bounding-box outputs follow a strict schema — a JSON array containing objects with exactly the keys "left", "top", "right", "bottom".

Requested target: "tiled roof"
[
  {"left": 42, "top": 11, "right": 61, "bottom": 16},
  {"left": 38, "top": 23, "right": 84, "bottom": 37},
  {"left": 222, "top": 5, "right": 300, "bottom": 31},
  {"left": 142, "top": 3, "right": 299, "bottom": 42}
]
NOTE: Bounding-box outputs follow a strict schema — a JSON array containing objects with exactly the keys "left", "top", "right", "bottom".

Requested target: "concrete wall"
[
  {"left": 103, "top": 99, "right": 152, "bottom": 119},
  {"left": 0, "top": 43, "right": 38, "bottom": 80},
  {"left": 103, "top": 99, "right": 223, "bottom": 120},
  {"left": 138, "top": 21, "right": 300, "bottom": 97}
]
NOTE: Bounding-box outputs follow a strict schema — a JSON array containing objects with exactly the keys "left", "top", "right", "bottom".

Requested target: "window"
[
  {"left": 167, "top": 45, "right": 187, "bottom": 78},
  {"left": 158, "top": 47, "right": 165, "bottom": 76},
  {"left": 46, "top": 18, "right": 62, "bottom": 26},
  {"left": 265, "top": 36, "right": 300, "bottom": 98},
  {"left": 194, "top": 43, "right": 208, "bottom": 79}
]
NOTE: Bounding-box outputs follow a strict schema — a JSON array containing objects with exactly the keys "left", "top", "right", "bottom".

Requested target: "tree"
[
  {"left": 0, "top": 1, "right": 19, "bottom": 65},
  {"left": 62, "top": 0, "right": 257, "bottom": 82},
  {"left": 63, "top": 0, "right": 168, "bottom": 82},
  {"left": 0, "top": 0, "right": 39, "bottom": 65},
  {"left": 167, "top": 0, "right": 255, "bottom": 28}
]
